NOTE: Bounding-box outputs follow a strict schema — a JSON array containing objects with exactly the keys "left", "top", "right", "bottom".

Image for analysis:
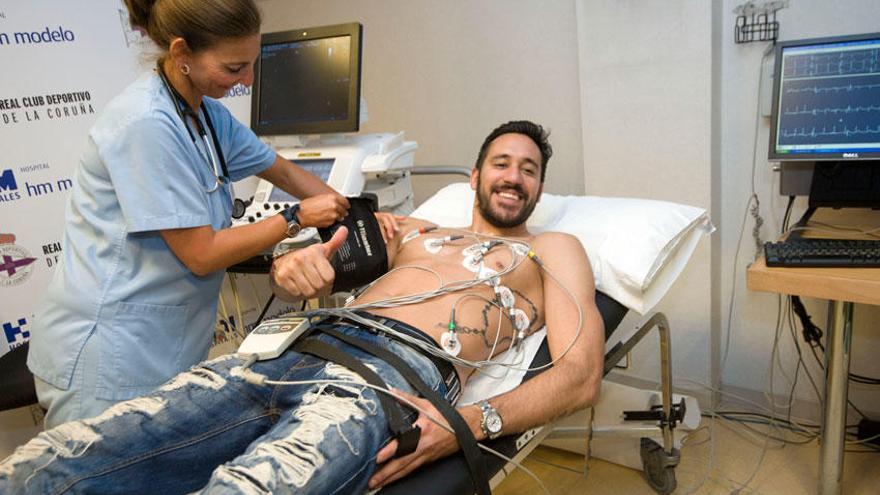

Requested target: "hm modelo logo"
[
  {"left": 0, "top": 26, "right": 75, "bottom": 46},
  {"left": 2, "top": 317, "right": 30, "bottom": 349},
  {"left": 0, "top": 167, "right": 72, "bottom": 203}
]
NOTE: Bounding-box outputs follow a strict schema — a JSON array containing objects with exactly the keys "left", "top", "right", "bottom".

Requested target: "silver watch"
[{"left": 478, "top": 400, "right": 503, "bottom": 440}]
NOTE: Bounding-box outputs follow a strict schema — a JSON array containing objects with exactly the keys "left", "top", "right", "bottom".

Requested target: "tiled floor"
[{"left": 495, "top": 416, "right": 880, "bottom": 494}]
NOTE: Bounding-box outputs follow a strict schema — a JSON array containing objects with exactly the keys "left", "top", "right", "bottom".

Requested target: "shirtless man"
[
  {"left": 272, "top": 120, "right": 604, "bottom": 489},
  {"left": 0, "top": 121, "right": 603, "bottom": 495}
]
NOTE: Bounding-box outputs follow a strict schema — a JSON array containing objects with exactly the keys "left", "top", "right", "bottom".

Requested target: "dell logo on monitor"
[{"left": 842, "top": 152, "right": 860, "bottom": 158}]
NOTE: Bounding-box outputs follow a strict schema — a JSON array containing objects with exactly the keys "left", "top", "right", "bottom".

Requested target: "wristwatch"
[
  {"left": 280, "top": 204, "right": 302, "bottom": 238},
  {"left": 478, "top": 400, "right": 503, "bottom": 440}
]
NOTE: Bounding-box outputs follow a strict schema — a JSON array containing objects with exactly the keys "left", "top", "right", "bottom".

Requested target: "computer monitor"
[
  {"left": 251, "top": 22, "right": 363, "bottom": 136},
  {"left": 769, "top": 32, "right": 880, "bottom": 208},
  {"left": 768, "top": 32, "right": 880, "bottom": 161},
  {"left": 266, "top": 158, "right": 336, "bottom": 202}
]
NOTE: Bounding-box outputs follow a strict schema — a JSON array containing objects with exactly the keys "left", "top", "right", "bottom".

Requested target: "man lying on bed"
[{"left": 0, "top": 120, "right": 604, "bottom": 495}]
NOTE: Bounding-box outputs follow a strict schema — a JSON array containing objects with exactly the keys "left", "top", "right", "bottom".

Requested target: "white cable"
[
  {"left": 346, "top": 234, "right": 525, "bottom": 309},
  {"left": 217, "top": 289, "right": 238, "bottom": 345},
  {"left": 477, "top": 444, "right": 550, "bottom": 495},
  {"left": 346, "top": 265, "right": 445, "bottom": 307},
  {"left": 228, "top": 273, "right": 247, "bottom": 340},
  {"left": 721, "top": 44, "right": 776, "bottom": 376},
  {"left": 730, "top": 295, "right": 786, "bottom": 494},
  {"left": 247, "top": 274, "right": 264, "bottom": 314},
  {"left": 304, "top": 232, "right": 584, "bottom": 374}
]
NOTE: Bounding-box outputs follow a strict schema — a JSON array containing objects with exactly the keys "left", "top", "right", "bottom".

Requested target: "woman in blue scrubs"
[{"left": 27, "top": 0, "right": 373, "bottom": 428}]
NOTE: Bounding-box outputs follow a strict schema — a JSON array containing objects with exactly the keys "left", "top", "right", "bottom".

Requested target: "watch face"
[{"left": 486, "top": 413, "right": 502, "bottom": 433}]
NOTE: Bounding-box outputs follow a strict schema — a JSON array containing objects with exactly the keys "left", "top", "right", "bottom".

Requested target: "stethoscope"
[{"left": 157, "top": 64, "right": 230, "bottom": 194}]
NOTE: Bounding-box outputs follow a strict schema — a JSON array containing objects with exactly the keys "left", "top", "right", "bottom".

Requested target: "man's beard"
[{"left": 475, "top": 175, "right": 539, "bottom": 229}]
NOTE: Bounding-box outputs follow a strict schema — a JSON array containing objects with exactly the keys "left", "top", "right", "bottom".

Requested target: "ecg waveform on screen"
[
  {"left": 783, "top": 48, "right": 880, "bottom": 78},
  {"left": 776, "top": 46, "right": 880, "bottom": 148},
  {"left": 783, "top": 103, "right": 880, "bottom": 116},
  {"left": 780, "top": 126, "right": 880, "bottom": 139},
  {"left": 785, "top": 82, "right": 880, "bottom": 94}
]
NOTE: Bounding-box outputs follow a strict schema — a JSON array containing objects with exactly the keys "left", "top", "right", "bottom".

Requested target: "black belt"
[
  {"left": 295, "top": 326, "right": 490, "bottom": 495},
  {"left": 312, "top": 312, "right": 461, "bottom": 404}
]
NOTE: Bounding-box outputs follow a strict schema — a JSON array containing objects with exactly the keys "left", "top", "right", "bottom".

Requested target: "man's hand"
[
  {"left": 374, "top": 212, "right": 404, "bottom": 242},
  {"left": 271, "top": 226, "right": 348, "bottom": 299},
  {"left": 368, "top": 389, "right": 479, "bottom": 490},
  {"left": 297, "top": 193, "right": 350, "bottom": 228}
]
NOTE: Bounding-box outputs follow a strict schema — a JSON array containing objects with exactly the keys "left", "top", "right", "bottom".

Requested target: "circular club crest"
[{"left": 0, "top": 244, "right": 38, "bottom": 287}]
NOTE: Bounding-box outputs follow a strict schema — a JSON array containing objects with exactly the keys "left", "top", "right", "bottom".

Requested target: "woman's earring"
[{"left": 180, "top": 63, "right": 191, "bottom": 75}]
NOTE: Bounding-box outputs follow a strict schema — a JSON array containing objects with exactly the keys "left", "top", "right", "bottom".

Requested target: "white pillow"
[{"left": 410, "top": 182, "right": 713, "bottom": 314}]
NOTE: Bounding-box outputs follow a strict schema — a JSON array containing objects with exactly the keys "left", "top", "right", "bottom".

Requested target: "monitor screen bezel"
[
  {"left": 768, "top": 31, "right": 880, "bottom": 161},
  {"left": 250, "top": 22, "right": 363, "bottom": 136}
]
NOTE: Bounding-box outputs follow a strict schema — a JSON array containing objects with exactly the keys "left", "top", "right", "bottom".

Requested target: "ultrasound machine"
[{"left": 231, "top": 22, "right": 418, "bottom": 260}]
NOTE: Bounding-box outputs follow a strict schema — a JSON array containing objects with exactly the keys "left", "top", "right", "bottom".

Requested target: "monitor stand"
[
  {"left": 785, "top": 160, "right": 880, "bottom": 241},
  {"left": 808, "top": 160, "right": 880, "bottom": 209}
]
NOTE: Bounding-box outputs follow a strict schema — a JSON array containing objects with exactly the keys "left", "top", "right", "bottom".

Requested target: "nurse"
[{"left": 26, "top": 0, "right": 379, "bottom": 428}]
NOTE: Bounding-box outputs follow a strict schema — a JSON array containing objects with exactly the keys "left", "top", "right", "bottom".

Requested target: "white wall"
[
  {"left": 719, "top": 0, "right": 880, "bottom": 418},
  {"left": 576, "top": 1, "right": 714, "bottom": 394},
  {"left": 258, "top": 0, "right": 586, "bottom": 202}
]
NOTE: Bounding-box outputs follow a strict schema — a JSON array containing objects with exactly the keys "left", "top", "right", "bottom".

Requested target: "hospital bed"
[
  {"left": 375, "top": 176, "right": 711, "bottom": 494},
  {"left": 226, "top": 154, "right": 710, "bottom": 493},
  {"left": 0, "top": 148, "right": 711, "bottom": 495}
]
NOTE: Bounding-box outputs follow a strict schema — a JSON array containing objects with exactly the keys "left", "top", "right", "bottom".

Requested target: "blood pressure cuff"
[{"left": 318, "top": 195, "right": 389, "bottom": 293}]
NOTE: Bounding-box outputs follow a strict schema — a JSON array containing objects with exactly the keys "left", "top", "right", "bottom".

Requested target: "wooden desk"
[{"left": 747, "top": 257, "right": 880, "bottom": 495}]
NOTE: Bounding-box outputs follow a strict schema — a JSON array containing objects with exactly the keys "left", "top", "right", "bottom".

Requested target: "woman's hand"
[{"left": 296, "top": 193, "right": 350, "bottom": 228}]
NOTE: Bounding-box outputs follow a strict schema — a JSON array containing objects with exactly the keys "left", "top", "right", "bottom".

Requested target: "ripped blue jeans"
[{"left": 0, "top": 324, "right": 446, "bottom": 494}]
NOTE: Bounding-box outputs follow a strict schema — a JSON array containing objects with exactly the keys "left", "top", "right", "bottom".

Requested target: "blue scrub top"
[{"left": 28, "top": 72, "right": 276, "bottom": 401}]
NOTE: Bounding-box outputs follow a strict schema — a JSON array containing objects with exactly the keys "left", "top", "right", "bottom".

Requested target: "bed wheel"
[{"left": 639, "top": 437, "right": 680, "bottom": 495}]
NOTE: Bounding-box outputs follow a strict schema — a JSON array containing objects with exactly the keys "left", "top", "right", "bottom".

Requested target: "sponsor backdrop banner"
[{"left": 0, "top": 1, "right": 268, "bottom": 361}]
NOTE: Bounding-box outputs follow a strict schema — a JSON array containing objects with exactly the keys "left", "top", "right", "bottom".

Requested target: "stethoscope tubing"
[{"left": 156, "top": 65, "right": 230, "bottom": 194}]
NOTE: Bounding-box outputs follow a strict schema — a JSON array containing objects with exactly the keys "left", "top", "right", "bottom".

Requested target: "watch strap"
[{"left": 281, "top": 203, "right": 300, "bottom": 224}]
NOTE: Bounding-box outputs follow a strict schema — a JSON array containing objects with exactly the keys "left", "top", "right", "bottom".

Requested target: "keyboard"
[{"left": 764, "top": 238, "right": 880, "bottom": 268}]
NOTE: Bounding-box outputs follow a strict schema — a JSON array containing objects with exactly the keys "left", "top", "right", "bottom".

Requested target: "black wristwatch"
[
  {"left": 478, "top": 400, "right": 503, "bottom": 440},
  {"left": 280, "top": 204, "right": 302, "bottom": 238}
]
